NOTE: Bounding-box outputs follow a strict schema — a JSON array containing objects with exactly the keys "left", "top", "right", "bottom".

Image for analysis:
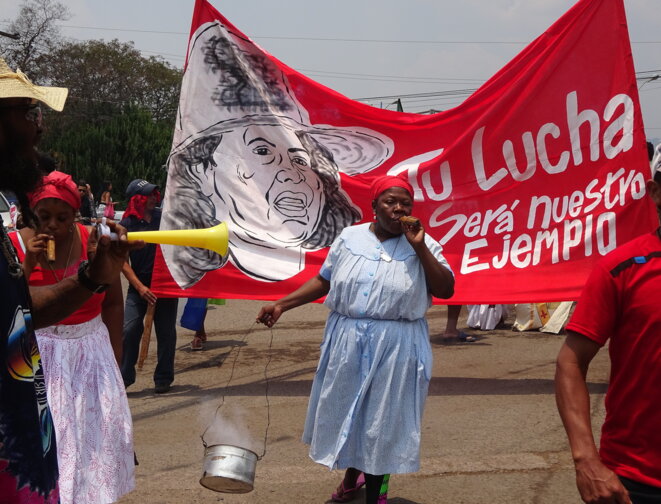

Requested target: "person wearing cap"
[
  {"left": 0, "top": 59, "right": 139, "bottom": 502},
  {"left": 555, "top": 168, "right": 661, "bottom": 503},
  {"left": 120, "top": 179, "right": 179, "bottom": 394},
  {"left": 8, "top": 171, "right": 135, "bottom": 504},
  {"left": 257, "top": 175, "right": 454, "bottom": 504}
]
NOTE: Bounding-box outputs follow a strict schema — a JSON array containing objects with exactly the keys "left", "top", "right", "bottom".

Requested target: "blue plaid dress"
[{"left": 302, "top": 223, "right": 452, "bottom": 475}]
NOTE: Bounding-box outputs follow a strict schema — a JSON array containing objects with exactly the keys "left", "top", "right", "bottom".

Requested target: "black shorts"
[{"left": 619, "top": 476, "right": 661, "bottom": 504}]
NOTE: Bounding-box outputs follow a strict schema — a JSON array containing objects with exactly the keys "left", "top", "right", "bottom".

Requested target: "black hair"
[{"left": 36, "top": 152, "right": 57, "bottom": 174}]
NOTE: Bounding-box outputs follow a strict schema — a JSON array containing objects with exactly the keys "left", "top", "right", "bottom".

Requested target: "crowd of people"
[{"left": 1, "top": 56, "right": 660, "bottom": 504}]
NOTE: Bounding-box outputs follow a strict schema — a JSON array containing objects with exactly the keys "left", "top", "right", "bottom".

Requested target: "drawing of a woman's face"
[
  {"left": 213, "top": 124, "right": 325, "bottom": 247},
  {"left": 160, "top": 24, "right": 394, "bottom": 287}
]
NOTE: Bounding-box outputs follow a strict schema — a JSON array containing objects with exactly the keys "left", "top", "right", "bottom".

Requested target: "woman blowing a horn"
[{"left": 257, "top": 175, "right": 455, "bottom": 504}]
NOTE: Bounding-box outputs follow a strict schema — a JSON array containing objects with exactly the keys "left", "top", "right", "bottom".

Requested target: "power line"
[
  {"left": 52, "top": 24, "right": 661, "bottom": 45},
  {"left": 54, "top": 25, "right": 530, "bottom": 43},
  {"left": 6, "top": 21, "right": 661, "bottom": 82},
  {"left": 304, "top": 72, "right": 475, "bottom": 85},
  {"left": 6, "top": 22, "right": 661, "bottom": 111},
  {"left": 640, "top": 84, "right": 661, "bottom": 93},
  {"left": 59, "top": 24, "right": 188, "bottom": 36},
  {"left": 299, "top": 67, "right": 484, "bottom": 83},
  {"left": 140, "top": 50, "right": 185, "bottom": 60},
  {"left": 354, "top": 89, "right": 478, "bottom": 101},
  {"left": 16, "top": 39, "right": 661, "bottom": 102}
]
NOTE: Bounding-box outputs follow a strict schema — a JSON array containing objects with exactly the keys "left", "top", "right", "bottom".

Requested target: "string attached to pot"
[{"left": 201, "top": 322, "right": 273, "bottom": 460}]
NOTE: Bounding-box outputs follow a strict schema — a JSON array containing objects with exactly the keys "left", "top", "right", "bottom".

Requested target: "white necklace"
[{"left": 380, "top": 237, "right": 402, "bottom": 263}]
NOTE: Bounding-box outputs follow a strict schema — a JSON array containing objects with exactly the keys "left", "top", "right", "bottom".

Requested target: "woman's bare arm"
[
  {"left": 31, "top": 223, "right": 142, "bottom": 328},
  {"left": 256, "top": 274, "right": 330, "bottom": 327}
]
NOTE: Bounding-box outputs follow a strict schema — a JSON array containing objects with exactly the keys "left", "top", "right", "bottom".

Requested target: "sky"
[{"left": 2, "top": 0, "right": 661, "bottom": 140}]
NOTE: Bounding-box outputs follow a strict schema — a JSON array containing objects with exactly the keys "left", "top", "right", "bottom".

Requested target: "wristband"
[{"left": 77, "top": 260, "right": 110, "bottom": 293}]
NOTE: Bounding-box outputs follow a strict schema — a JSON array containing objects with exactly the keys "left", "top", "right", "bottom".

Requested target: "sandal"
[
  {"left": 457, "top": 331, "right": 477, "bottom": 343},
  {"left": 331, "top": 473, "right": 365, "bottom": 502},
  {"left": 190, "top": 336, "right": 204, "bottom": 351}
]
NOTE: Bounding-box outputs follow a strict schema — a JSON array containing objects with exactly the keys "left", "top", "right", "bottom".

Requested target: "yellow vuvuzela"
[{"left": 127, "top": 222, "right": 229, "bottom": 256}]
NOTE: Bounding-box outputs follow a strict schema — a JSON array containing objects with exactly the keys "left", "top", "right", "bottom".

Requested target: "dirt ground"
[{"left": 117, "top": 301, "right": 608, "bottom": 504}]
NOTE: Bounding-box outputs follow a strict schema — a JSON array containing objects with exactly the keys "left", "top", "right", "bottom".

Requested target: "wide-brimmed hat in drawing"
[
  {"left": 172, "top": 21, "right": 394, "bottom": 176},
  {"left": 0, "top": 58, "right": 68, "bottom": 111}
]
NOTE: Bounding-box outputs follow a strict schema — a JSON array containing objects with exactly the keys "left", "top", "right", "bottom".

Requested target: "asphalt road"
[{"left": 118, "top": 301, "right": 608, "bottom": 504}]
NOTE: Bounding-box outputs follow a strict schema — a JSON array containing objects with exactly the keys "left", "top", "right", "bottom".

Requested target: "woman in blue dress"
[{"left": 257, "top": 175, "right": 454, "bottom": 503}]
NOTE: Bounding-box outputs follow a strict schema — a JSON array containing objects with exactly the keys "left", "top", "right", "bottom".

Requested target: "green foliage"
[
  {"left": 38, "top": 39, "right": 181, "bottom": 124},
  {"left": 37, "top": 39, "right": 182, "bottom": 204},
  {"left": 3, "top": 3, "right": 183, "bottom": 207},
  {"left": 42, "top": 105, "right": 174, "bottom": 207}
]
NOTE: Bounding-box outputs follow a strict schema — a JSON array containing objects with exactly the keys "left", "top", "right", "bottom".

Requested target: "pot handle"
[{"left": 201, "top": 323, "right": 273, "bottom": 460}]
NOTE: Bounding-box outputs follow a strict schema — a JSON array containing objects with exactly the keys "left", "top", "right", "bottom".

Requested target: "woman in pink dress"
[{"left": 9, "top": 171, "right": 134, "bottom": 504}]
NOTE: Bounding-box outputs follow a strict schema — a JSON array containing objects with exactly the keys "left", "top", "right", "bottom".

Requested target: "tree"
[
  {"left": 45, "top": 105, "right": 174, "bottom": 206},
  {"left": 0, "top": 0, "right": 70, "bottom": 77},
  {"left": 39, "top": 39, "right": 181, "bottom": 125},
  {"left": 2, "top": 6, "right": 182, "bottom": 205},
  {"left": 36, "top": 40, "right": 182, "bottom": 202}
]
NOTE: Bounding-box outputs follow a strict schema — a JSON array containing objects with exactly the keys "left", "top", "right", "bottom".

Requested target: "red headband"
[
  {"left": 370, "top": 175, "right": 414, "bottom": 201},
  {"left": 28, "top": 170, "right": 81, "bottom": 210}
]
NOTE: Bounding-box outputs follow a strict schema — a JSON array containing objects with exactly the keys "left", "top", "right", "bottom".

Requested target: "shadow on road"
[
  {"left": 128, "top": 372, "right": 607, "bottom": 422},
  {"left": 195, "top": 374, "right": 607, "bottom": 397}
]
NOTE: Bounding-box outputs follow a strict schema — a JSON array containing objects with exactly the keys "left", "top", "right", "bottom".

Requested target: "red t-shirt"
[
  {"left": 566, "top": 230, "right": 661, "bottom": 488},
  {"left": 9, "top": 224, "right": 105, "bottom": 325}
]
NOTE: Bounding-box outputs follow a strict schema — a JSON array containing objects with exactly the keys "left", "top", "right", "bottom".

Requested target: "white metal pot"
[{"left": 199, "top": 444, "right": 258, "bottom": 493}]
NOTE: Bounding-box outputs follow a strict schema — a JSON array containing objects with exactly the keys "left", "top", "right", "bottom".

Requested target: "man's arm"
[
  {"left": 121, "top": 261, "right": 157, "bottom": 305},
  {"left": 30, "top": 278, "right": 94, "bottom": 329},
  {"left": 101, "top": 277, "right": 124, "bottom": 364},
  {"left": 30, "top": 222, "right": 142, "bottom": 329},
  {"left": 555, "top": 331, "right": 631, "bottom": 504}
]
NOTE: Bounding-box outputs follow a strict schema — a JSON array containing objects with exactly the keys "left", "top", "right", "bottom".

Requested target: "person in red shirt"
[
  {"left": 555, "top": 168, "right": 661, "bottom": 504},
  {"left": 9, "top": 171, "right": 135, "bottom": 504}
]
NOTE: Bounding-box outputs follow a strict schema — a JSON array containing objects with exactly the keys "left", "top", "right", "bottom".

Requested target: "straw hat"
[
  {"left": 177, "top": 22, "right": 393, "bottom": 176},
  {"left": 0, "top": 58, "right": 68, "bottom": 111}
]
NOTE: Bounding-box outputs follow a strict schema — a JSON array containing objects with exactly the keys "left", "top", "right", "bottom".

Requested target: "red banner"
[{"left": 152, "top": 0, "right": 657, "bottom": 303}]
